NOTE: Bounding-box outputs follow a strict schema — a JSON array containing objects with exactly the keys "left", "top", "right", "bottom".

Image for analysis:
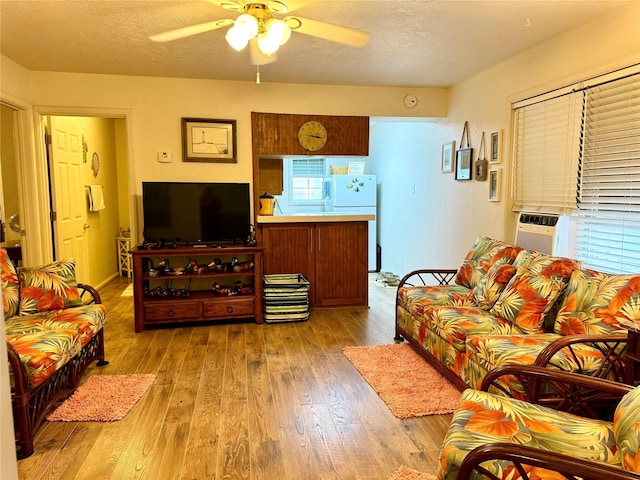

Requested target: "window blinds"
[
  {"left": 291, "top": 158, "right": 325, "bottom": 203},
  {"left": 574, "top": 73, "right": 640, "bottom": 273},
  {"left": 512, "top": 91, "right": 583, "bottom": 214}
]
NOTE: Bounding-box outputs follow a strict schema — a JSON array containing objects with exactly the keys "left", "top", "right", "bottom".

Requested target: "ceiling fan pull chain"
[{"left": 256, "top": 65, "right": 261, "bottom": 84}]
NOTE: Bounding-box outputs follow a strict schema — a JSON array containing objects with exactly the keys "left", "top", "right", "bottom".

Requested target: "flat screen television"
[{"left": 142, "top": 182, "right": 250, "bottom": 244}]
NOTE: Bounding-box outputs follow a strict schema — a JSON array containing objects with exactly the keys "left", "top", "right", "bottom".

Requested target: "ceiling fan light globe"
[
  {"left": 235, "top": 13, "right": 259, "bottom": 38},
  {"left": 226, "top": 27, "right": 249, "bottom": 51},
  {"left": 257, "top": 34, "right": 280, "bottom": 55},
  {"left": 265, "top": 18, "right": 291, "bottom": 46}
]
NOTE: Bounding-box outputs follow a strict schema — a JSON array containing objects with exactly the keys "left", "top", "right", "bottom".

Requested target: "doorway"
[{"left": 43, "top": 114, "right": 131, "bottom": 287}]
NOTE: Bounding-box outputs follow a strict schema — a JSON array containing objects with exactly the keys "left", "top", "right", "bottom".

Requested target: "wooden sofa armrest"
[
  {"left": 397, "top": 269, "right": 458, "bottom": 288},
  {"left": 78, "top": 283, "right": 102, "bottom": 304},
  {"left": 457, "top": 443, "right": 640, "bottom": 480},
  {"left": 481, "top": 364, "right": 632, "bottom": 418},
  {"left": 534, "top": 333, "right": 628, "bottom": 381}
]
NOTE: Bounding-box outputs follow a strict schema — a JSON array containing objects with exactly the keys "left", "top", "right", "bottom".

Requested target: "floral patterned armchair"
[
  {"left": 1, "top": 248, "right": 108, "bottom": 458},
  {"left": 437, "top": 365, "right": 640, "bottom": 480}
]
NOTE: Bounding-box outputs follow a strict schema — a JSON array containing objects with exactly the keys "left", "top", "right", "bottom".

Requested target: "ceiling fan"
[{"left": 149, "top": 0, "right": 370, "bottom": 66}]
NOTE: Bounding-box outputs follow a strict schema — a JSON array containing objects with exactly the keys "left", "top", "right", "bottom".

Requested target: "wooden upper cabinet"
[{"left": 252, "top": 112, "right": 369, "bottom": 156}]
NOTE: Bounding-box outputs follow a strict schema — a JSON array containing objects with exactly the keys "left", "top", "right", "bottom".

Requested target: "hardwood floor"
[{"left": 17, "top": 275, "right": 451, "bottom": 480}]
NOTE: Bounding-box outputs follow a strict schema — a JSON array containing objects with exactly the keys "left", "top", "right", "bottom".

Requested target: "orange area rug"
[
  {"left": 388, "top": 466, "right": 437, "bottom": 480},
  {"left": 343, "top": 343, "right": 461, "bottom": 418},
  {"left": 47, "top": 374, "right": 155, "bottom": 422}
]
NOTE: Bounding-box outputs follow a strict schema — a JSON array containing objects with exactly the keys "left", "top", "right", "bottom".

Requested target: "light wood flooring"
[{"left": 17, "top": 275, "right": 451, "bottom": 480}]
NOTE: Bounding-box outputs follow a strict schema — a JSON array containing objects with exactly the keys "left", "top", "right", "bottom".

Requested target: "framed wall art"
[
  {"left": 489, "top": 169, "right": 502, "bottom": 201},
  {"left": 182, "top": 117, "right": 237, "bottom": 163},
  {"left": 455, "top": 149, "right": 472, "bottom": 180},
  {"left": 441, "top": 141, "right": 455, "bottom": 173},
  {"left": 490, "top": 130, "right": 503, "bottom": 164}
]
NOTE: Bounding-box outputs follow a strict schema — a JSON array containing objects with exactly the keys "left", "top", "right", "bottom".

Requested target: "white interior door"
[{"left": 47, "top": 117, "right": 90, "bottom": 281}]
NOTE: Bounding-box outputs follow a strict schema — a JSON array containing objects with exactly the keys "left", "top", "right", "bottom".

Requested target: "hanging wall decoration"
[
  {"left": 474, "top": 132, "right": 488, "bottom": 181},
  {"left": 491, "top": 130, "right": 503, "bottom": 164},
  {"left": 455, "top": 121, "right": 473, "bottom": 181}
]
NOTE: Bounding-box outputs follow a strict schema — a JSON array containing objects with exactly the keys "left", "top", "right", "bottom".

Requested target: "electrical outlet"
[{"left": 158, "top": 151, "right": 172, "bottom": 163}]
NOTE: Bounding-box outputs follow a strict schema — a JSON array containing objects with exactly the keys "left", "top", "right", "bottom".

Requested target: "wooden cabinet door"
[
  {"left": 261, "top": 224, "right": 316, "bottom": 303},
  {"left": 314, "top": 222, "right": 368, "bottom": 307}
]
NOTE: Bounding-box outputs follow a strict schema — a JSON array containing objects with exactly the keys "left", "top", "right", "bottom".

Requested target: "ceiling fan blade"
[
  {"left": 149, "top": 19, "right": 234, "bottom": 42},
  {"left": 277, "top": 0, "right": 313, "bottom": 13},
  {"left": 200, "top": 0, "right": 245, "bottom": 12},
  {"left": 249, "top": 38, "right": 278, "bottom": 65},
  {"left": 284, "top": 16, "right": 370, "bottom": 48}
]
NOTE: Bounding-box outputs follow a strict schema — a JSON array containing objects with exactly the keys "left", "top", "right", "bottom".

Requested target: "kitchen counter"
[{"left": 257, "top": 212, "right": 375, "bottom": 224}]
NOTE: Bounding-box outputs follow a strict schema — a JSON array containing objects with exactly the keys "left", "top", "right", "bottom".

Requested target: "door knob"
[{"left": 83, "top": 224, "right": 90, "bottom": 231}]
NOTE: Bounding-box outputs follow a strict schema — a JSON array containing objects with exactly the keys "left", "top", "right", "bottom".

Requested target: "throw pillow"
[
  {"left": 454, "top": 236, "right": 519, "bottom": 291},
  {"left": 554, "top": 269, "right": 640, "bottom": 335},
  {"left": 0, "top": 248, "right": 20, "bottom": 318},
  {"left": 19, "top": 257, "right": 83, "bottom": 315},
  {"left": 490, "top": 251, "right": 580, "bottom": 334},
  {"left": 472, "top": 246, "right": 523, "bottom": 310}
]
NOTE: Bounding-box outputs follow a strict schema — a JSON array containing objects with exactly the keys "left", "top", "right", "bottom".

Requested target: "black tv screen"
[{"left": 142, "top": 182, "right": 250, "bottom": 244}]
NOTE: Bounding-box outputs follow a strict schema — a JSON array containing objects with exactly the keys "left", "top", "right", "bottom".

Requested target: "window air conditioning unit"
[{"left": 515, "top": 212, "right": 569, "bottom": 256}]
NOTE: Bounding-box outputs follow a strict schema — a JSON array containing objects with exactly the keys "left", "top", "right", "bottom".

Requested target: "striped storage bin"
[{"left": 263, "top": 274, "right": 310, "bottom": 323}]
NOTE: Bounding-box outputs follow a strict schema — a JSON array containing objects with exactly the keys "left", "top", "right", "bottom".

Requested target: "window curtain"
[
  {"left": 573, "top": 72, "right": 640, "bottom": 273},
  {"left": 512, "top": 91, "right": 583, "bottom": 214}
]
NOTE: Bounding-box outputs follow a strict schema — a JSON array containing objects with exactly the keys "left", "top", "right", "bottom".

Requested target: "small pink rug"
[
  {"left": 388, "top": 466, "right": 437, "bottom": 480},
  {"left": 343, "top": 343, "right": 461, "bottom": 418},
  {"left": 47, "top": 374, "right": 155, "bottom": 422}
]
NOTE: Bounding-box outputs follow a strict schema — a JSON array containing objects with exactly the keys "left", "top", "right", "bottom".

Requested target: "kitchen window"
[{"left": 290, "top": 158, "right": 325, "bottom": 205}]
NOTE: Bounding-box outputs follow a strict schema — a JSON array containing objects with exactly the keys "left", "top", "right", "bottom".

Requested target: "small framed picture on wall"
[
  {"left": 441, "top": 141, "right": 455, "bottom": 173},
  {"left": 455, "top": 148, "right": 473, "bottom": 180},
  {"left": 489, "top": 169, "right": 502, "bottom": 201},
  {"left": 490, "top": 130, "right": 503, "bottom": 164}
]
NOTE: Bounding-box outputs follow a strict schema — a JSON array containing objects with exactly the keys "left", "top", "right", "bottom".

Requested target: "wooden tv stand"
[{"left": 131, "top": 245, "right": 264, "bottom": 332}]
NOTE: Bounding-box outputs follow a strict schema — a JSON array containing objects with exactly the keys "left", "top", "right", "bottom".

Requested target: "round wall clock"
[
  {"left": 298, "top": 121, "right": 327, "bottom": 152},
  {"left": 91, "top": 152, "right": 100, "bottom": 177}
]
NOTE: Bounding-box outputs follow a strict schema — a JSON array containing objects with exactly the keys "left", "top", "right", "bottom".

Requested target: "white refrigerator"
[{"left": 327, "top": 174, "right": 377, "bottom": 271}]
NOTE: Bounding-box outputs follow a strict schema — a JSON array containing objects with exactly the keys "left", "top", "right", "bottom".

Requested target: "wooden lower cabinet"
[
  {"left": 131, "top": 246, "right": 263, "bottom": 332},
  {"left": 261, "top": 221, "right": 368, "bottom": 307}
]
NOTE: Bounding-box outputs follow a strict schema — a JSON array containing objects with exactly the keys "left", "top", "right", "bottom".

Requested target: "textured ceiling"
[{"left": 0, "top": 0, "right": 633, "bottom": 87}]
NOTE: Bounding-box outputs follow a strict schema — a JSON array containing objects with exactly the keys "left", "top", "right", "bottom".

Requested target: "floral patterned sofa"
[
  {"left": 1, "top": 248, "right": 108, "bottom": 458},
  {"left": 395, "top": 236, "right": 634, "bottom": 398}
]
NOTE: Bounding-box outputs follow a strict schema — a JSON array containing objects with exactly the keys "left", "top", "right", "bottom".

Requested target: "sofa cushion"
[
  {"left": 1, "top": 247, "right": 20, "bottom": 318},
  {"left": 490, "top": 251, "right": 580, "bottom": 334},
  {"left": 6, "top": 329, "right": 81, "bottom": 388},
  {"left": 426, "top": 306, "right": 523, "bottom": 352},
  {"left": 5, "top": 304, "right": 107, "bottom": 347},
  {"left": 464, "top": 333, "right": 613, "bottom": 393},
  {"left": 398, "top": 284, "right": 475, "bottom": 319},
  {"left": 437, "top": 388, "right": 619, "bottom": 480},
  {"left": 454, "top": 236, "right": 521, "bottom": 291},
  {"left": 19, "top": 258, "right": 84, "bottom": 315},
  {"left": 554, "top": 269, "right": 640, "bottom": 335},
  {"left": 614, "top": 385, "right": 640, "bottom": 473}
]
